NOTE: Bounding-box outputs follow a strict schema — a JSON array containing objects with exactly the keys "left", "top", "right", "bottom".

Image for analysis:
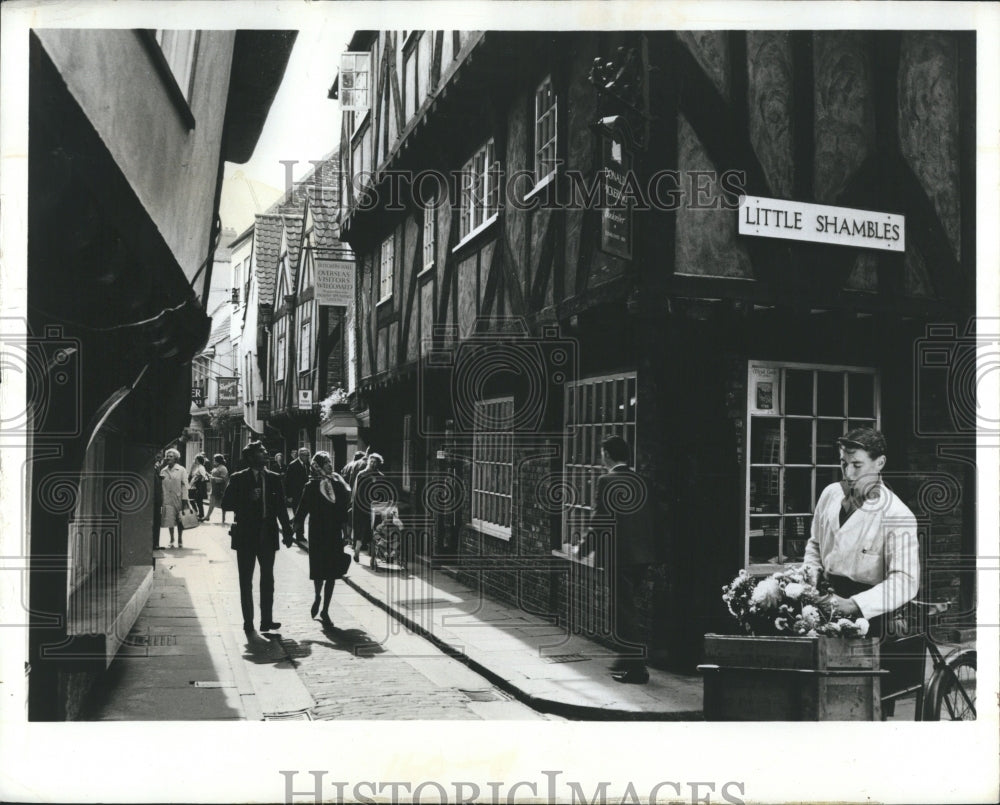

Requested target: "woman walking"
[
  {"left": 159, "top": 448, "right": 189, "bottom": 548},
  {"left": 188, "top": 454, "right": 210, "bottom": 521},
  {"left": 294, "top": 451, "right": 352, "bottom": 626},
  {"left": 205, "top": 454, "right": 230, "bottom": 525}
]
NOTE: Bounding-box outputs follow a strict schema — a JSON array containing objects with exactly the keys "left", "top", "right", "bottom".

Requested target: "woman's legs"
[
  {"left": 311, "top": 580, "right": 322, "bottom": 618},
  {"left": 321, "top": 579, "right": 335, "bottom": 617}
]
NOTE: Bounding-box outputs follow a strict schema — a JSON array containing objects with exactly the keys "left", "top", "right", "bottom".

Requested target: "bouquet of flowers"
[{"left": 722, "top": 566, "right": 870, "bottom": 638}]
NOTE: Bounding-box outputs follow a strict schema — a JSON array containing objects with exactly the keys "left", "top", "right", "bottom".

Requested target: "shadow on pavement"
[{"left": 291, "top": 621, "right": 388, "bottom": 659}]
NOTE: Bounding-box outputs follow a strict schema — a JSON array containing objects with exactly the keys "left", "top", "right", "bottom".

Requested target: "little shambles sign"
[{"left": 738, "top": 195, "right": 905, "bottom": 252}]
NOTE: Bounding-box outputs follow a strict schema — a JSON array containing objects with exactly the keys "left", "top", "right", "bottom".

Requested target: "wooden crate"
[{"left": 699, "top": 634, "right": 882, "bottom": 721}]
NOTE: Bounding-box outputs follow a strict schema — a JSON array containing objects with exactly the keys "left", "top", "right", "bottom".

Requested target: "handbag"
[
  {"left": 179, "top": 510, "right": 200, "bottom": 529},
  {"left": 335, "top": 549, "right": 352, "bottom": 578}
]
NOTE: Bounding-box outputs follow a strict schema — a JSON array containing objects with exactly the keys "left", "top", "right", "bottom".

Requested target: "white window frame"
[
  {"left": 299, "top": 316, "right": 312, "bottom": 373},
  {"left": 402, "top": 414, "right": 413, "bottom": 493},
  {"left": 560, "top": 372, "right": 638, "bottom": 555},
  {"left": 533, "top": 75, "right": 558, "bottom": 187},
  {"left": 347, "top": 315, "right": 357, "bottom": 394},
  {"left": 745, "top": 360, "right": 881, "bottom": 574},
  {"left": 378, "top": 233, "right": 395, "bottom": 304},
  {"left": 275, "top": 323, "right": 286, "bottom": 382},
  {"left": 421, "top": 201, "right": 436, "bottom": 273},
  {"left": 340, "top": 51, "right": 372, "bottom": 115},
  {"left": 457, "top": 139, "right": 499, "bottom": 245},
  {"left": 471, "top": 396, "right": 514, "bottom": 540},
  {"left": 403, "top": 33, "right": 420, "bottom": 121},
  {"left": 155, "top": 30, "right": 199, "bottom": 102},
  {"left": 244, "top": 351, "right": 254, "bottom": 404}
]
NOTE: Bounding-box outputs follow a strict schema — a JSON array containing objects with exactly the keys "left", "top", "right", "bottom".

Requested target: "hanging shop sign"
[
  {"left": 191, "top": 384, "right": 204, "bottom": 406},
  {"left": 315, "top": 258, "right": 356, "bottom": 306},
  {"left": 298, "top": 389, "right": 314, "bottom": 409},
  {"left": 600, "top": 136, "right": 633, "bottom": 260},
  {"left": 738, "top": 195, "right": 905, "bottom": 252},
  {"left": 216, "top": 377, "right": 238, "bottom": 406}
]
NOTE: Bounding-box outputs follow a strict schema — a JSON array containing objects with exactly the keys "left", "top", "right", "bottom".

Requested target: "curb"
[{"left": 341, "top": 571, "right": 703, "bottom": 722}]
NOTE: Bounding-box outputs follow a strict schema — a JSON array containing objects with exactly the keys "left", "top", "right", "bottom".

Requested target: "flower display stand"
[{"left": 699, "top": 634, "right": 883, "bottom": 721}]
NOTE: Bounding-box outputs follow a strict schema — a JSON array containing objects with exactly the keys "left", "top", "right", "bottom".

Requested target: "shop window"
[
  {"left": 745, "top": 361, "right": 880, "bottom": 571},
  {"left": 561, "top": 372, "right": 637, "bottom": 552},
  {"left": 459, "top": 139, "right": 499, "bottom": 241},
  {"left": 378, "top": 234, "right": 394, "bottom": 303},
  {"left": 534, "top": 76, "right": 558, "bottom": 186},
  {"left": 471, "top": 397, "right": 514, "bottom": 540}
]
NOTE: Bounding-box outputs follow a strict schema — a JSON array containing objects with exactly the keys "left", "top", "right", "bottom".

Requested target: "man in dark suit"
[
  {"left": 222, "top": 440, "right": 294, "bottom": 642},
  {"left": 284, "top": 446, "right": 311, "bottom": 514},
  {"left": 587, "top": 435, "right": 656, "bottom": 684}
]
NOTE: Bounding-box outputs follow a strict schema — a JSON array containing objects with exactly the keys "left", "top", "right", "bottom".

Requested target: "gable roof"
[
  {"left": 302, "top": 152, "right": 342, "bottom": 251},
  {"left": 251, "top": 214, "right": 285, "bottom": 308},
  {"left": 282, "top": 213, "right": 305, "bottom": 294},
  {"left": 209, "top": 308, "right": 232, "bottom": 347}
]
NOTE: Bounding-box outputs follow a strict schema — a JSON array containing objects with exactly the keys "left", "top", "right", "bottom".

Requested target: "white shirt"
[{"left": 804, "top": 481, "right": 920, "bottom": 620}]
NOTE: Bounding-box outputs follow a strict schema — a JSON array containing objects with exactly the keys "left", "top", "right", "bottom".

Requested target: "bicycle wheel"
[{"left": 926, "top": 649, "right": 976, "bottom": 721}]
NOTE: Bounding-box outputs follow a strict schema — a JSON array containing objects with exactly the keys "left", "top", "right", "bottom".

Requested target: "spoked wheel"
[{"left": 925, "top": 650, "right": 976, "bottom": 721}]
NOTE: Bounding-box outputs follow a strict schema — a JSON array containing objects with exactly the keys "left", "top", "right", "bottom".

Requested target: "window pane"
[
  {"left": 784, "top": 419, "right": 813, "bottom": 464},
  {"left": 750, "top": 417, "right": 781, "bottom": 464},
  {"left": 816, "top": 419, "right": 845, "bottom": 464},
  {"left": 783, "top": 468, "right": 812, "bottom": 514},
  {"left": 847, "top": 373, "right": 875, "bottom": 418},
  {"left": 817, "top": 466, "right": 841, "bottom": 491},
  {"left": 783, "top": 514, "right": 809, "bottom": 560},
  {"left": 749, "top": 516, "right": 780, "bottom": 564},
  {"left": 749, "top": 468, "right": 781, "bottom": 514},
  {"left": 784, "top": 369, "right": 813, "bottom": 415},
  {"left": 817, "top": 371, "right": 844, "bottom": 416}
]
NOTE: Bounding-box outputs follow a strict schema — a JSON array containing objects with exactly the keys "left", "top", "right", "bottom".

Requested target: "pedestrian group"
[{"left": 157, "top": 439, "right": 393, "bottom": 645}]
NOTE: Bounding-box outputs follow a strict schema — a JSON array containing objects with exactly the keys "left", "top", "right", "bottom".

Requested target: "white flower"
[
  {"left": 784, "top": 582, "right": 805, "bottom": 600},
  {"left": 750, "top": 577, "right": 781, "bottom": 609},
  {"left": 799, "top": 604, "right": 821, "bottom": 630}
]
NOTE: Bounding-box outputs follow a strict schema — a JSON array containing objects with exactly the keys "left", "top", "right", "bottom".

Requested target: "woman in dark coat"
[
  {"left": 351, "top": 453, "right": 385, "bottom": 561},
  {"left": 293, "top": 451, "right": 351, "bottom": 624}
]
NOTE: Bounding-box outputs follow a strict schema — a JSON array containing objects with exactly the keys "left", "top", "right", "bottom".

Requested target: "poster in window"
[{"left": 749, "top": 364, "right": 780, "bottom": 415}]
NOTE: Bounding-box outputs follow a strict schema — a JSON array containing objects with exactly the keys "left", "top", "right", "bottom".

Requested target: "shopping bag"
[{"left": 179, "top": 510, "right": 200, "bottom": 529}]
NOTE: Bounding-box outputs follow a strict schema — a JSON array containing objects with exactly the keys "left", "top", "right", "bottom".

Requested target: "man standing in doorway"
[
  {"left": 223, "top": 440, "right": 294, "bottom": 643},
  {"left": 587, "top": 436, "right": 656, "bottom": 684}
]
